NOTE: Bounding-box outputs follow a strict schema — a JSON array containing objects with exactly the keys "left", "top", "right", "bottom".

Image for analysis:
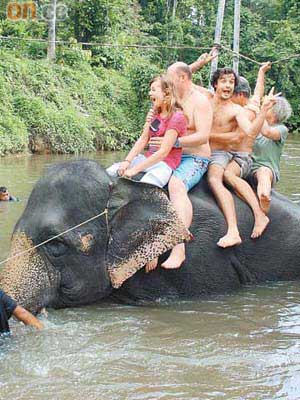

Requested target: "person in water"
[
  {"left": 0, "top": 187, "right": 18, "bottom": 202},
  {"left": 0, "top": 289, "right": 43, "bottom": 336},
  {"left": 106, "top": 74, "right": 187, "bottom": 188}
]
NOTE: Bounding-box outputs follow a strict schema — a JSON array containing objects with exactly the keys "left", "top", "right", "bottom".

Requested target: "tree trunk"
[
  {"left": 47, "top": 0, "right": 57, "bottom": 61},
  {"left": 233, "top": 0, "right": 241, "bottom": 74},
  {"left": 210, "top": 0, "right": 226, "bottom": 86}
]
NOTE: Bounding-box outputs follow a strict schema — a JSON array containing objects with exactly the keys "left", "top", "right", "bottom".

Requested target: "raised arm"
[
  {"left": 261, "top": 121, "right": 285, "bottom": 141},
  {"left": 253, "top": 62, "right": 271, "bottom": 100},
  {"left": 236, "top": 90, "right": 279, "bottom": 140},
  {"left": 189, "top": 47, "right": 218, "bottom": 74}
]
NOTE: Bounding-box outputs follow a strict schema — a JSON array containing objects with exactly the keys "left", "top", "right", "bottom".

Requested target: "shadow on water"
[{"left": 1, "top": 137, "right": 300, "bottom": 400}]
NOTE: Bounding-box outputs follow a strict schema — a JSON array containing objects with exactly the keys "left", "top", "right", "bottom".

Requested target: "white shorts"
[{"left": 106, "top": 154, "right": 173, "bottom": 188}]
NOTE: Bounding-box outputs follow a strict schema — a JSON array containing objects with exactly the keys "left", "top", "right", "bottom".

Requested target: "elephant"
[{"left": 0, "top": 159, "right": 300, "bottom": 313}]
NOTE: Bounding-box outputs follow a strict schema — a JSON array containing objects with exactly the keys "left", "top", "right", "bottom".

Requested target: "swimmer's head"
[{"left": 0, "top": 186, "right": 9, "bottom": 201}]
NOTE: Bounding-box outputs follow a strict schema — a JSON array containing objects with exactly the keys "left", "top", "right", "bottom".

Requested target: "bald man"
[{"left": 149, "top": 62, "right": 213, "bottom": 270}]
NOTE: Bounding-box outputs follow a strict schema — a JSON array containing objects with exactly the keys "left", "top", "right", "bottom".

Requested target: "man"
[
  {"left": 149, "top": 62, "right": 213, "bottom": 270},
  {"left": 212, "top": 68, "right": 271, "bottom": 232},
  {"left": 0, "top": 187, "right": 18, "bottom": 202},
  {"left": 0, "top": 289, "right": 43, "bottom": 336},
  {"left": 207, "top": 68, "right": 276, "bottom": 248},
  {"left": 249, "top": 97, "right": 292, "bottom": 213},
  {"left": 220, "top": 63, "right": 290, "bottom": 214}
]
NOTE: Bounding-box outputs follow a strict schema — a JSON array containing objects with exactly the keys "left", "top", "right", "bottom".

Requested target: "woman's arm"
[
  {"left": 123, "top": 129, "right": 178, "bottom": 177},
  {"left": 118, "top": 110, "right": 153, "bottom": 176}
]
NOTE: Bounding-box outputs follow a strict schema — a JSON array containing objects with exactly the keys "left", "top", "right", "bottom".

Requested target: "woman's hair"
[
  {"left": 272, "top": 96, "right": 292, "bottom": 123},
  {"left": 151, "top": 75, "right": 182, "bottom": 116}
]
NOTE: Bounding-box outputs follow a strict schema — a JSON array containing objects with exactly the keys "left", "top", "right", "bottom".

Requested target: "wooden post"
[
  {"left": 210, "top": 0, "right": 226, "bottom": 85},
  {"left": 47, "top": 0, "right": 57, "bottom": 61},
  {"left": 233, "top": 0, "right": 241, "bottom": 74},
  {"left": 172, "top": 0, "right": 177, "bottom": 21}
]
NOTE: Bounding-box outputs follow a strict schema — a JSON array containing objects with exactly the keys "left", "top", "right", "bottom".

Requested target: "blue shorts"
[{"left": 173, "top": 154, "right": 210, "bottom": 191}]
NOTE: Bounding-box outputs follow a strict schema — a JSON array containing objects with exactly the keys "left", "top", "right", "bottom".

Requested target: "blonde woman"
[{"left": 106, "top": 75, "right": 187, "bottom": 188}]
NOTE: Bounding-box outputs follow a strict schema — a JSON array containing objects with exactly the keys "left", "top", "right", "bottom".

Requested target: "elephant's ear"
[{"left": 106, "top": 178, "right": 191, "bottom": 288}]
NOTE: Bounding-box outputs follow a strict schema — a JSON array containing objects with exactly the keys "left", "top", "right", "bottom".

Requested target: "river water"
[{"left": 0, "top": 137, "right": 300, "bottom": 400}]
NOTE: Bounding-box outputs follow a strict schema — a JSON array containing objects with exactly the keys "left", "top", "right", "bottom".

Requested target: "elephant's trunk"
[{"left": 0, "top": 232, "right": 59, "bottom": 313}]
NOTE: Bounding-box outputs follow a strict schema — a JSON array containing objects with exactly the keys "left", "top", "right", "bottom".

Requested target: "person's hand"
[
  {"left": 231, "top": 129, "right": 245, "bottom": 145},
  {"left": 259, "top": 61, "right": 271, "bottom": 74},
  {"left": 197, "top": 47, "right": 218, "bottom": 67},
  {"left": 117, "top": 160, "right": 131, "bottom": 176},
  {"left": 123, "top": 167, "right": 139, "bottom": 178},
  {"left": 148, "top": 136, "right": 164, "bottom": 148},
  {"left": 261, "top": 87, "right": 281, "bottom": 112},
  {"left": 145, "top": 108, "right": 155, "bottom": 125}
]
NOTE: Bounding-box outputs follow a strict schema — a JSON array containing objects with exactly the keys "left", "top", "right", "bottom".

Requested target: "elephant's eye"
[{"left": 46, "top": 240, "right": 68, "bottom": 257}]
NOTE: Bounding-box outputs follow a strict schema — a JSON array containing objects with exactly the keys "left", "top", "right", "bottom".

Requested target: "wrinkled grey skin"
[{"left": 1, "top": 159, "right": 300, "bottom": 313}]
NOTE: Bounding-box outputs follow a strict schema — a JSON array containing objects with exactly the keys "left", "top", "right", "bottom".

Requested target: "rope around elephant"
[{"left": 0, "top": 209, "right": 109, "bottom": 267}]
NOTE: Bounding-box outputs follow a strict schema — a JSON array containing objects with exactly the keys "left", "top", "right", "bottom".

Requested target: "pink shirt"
[{"left": 145, "top": 111, "right": 187, "bottom": 170}]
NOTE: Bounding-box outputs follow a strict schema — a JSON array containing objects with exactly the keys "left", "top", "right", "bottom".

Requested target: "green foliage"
[
  {"left": 0, "top": 0, "right": 300, "bottom": 156},
  {"left": 0, "top": 111, "right": 28, "bottom": 156}
]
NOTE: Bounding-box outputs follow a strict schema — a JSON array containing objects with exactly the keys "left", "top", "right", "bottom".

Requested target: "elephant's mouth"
[{"left": 0, "top": 232, "right": 60, "bottom": 313}]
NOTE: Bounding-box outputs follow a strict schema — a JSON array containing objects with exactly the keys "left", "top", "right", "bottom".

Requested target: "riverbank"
[{"left": 0, "top": 49, "right": 160, "bottom": 157}]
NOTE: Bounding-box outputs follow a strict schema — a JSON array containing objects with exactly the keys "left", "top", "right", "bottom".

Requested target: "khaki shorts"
[
  {"left": 106, "top": 154, "right": 173, "bottom": 188},
  {"left": 210, "top": 150, "right": 253, "bottom": 179}
]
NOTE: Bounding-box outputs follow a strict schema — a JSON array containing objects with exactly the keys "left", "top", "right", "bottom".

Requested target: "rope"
[
  {"left": 271, "top": 54, "right": 300, "bottom": 64},
  {"left": 219, "top": 44, "right": 262, "bottom": 65},
  {"left": 1, "top": 34, "right": 299, "bottom": 66},
  {"left": 0, "top": 209, "right": 108, "bottom": 267},
  {"left": 0, "top": 36, "right": 211, "bottom": 51},
  {"left": 220, "top": 44, "right": 300, "bottom": 65}
]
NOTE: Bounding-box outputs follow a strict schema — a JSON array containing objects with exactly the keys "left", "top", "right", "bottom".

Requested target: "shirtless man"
[
  {"left": 149, "top": 62, "right": 213, "bottom": 270},
  {"left": 212, "top": 66, "right": 274, "bottom": 226},
  {"left": 208, "top": 68, "right": 277, "bottom": 248}
]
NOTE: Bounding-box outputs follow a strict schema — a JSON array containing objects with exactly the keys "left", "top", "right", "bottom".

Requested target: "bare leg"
[
  {"left": 255, "top": 167, "right": 274, "bottom": 214},
  {"left": 161, "top": 176, "right": 192, "bottom": 269},
  {"left": 224, "top": 161, "right": 269, "bottom": 239},
  {"left": 207, "top": 164, "right": 242, "bottom": 248}
]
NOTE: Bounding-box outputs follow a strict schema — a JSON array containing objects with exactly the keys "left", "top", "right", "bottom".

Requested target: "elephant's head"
[{"left": 0, "top": 160, "right": 189, "bottom": 312}]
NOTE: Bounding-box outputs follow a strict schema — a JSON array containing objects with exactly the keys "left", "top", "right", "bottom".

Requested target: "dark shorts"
[
  {"left": 210, "top": 150, "right": 253, "bottom": 178},
  {"left": 173, "top": 154, "right": 210, "bottom": 191}
]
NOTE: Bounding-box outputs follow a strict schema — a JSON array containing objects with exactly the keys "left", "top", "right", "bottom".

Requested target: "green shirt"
[{"left": 252, "top": 124, "right": 288, "bottom": 181}]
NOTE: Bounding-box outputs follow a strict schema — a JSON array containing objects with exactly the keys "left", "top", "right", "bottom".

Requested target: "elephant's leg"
[
  {"left": 161, "top": 176, "right": 191, "bottom": 269},
  {"left": 255, "top": 167, "right": 274, "bottom": 214},
  {"left": 224, "top": 161, "right": 269, "bottom": 239},
  {"left": 207, "top": 164, "right": 242, "bottom": 248}
]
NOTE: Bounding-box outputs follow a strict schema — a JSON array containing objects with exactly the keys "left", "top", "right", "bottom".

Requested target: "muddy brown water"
[{"left": 0, "top": 138, "right": 300, "bottom": 400}]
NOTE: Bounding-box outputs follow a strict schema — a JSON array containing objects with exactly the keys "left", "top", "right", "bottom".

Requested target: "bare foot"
[
  {"left": 251, "top": 214, "right": 270, "bottom": 239},
  {"left": 217, "top": 233, "right": 242, "bottom": 248},
  {"left": 161, "top": 245, "right": 185, "bottom": 269},
  {"left": 259, "top": 194, "right": 271, "bottom": 214},
  {"left": 145, "top": 258, "right": 158, "bottom": 273}
]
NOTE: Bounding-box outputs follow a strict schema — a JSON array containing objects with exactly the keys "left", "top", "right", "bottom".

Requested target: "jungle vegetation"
[{"left": 0, "top": 0, "right": 299, "bottom": 155}]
